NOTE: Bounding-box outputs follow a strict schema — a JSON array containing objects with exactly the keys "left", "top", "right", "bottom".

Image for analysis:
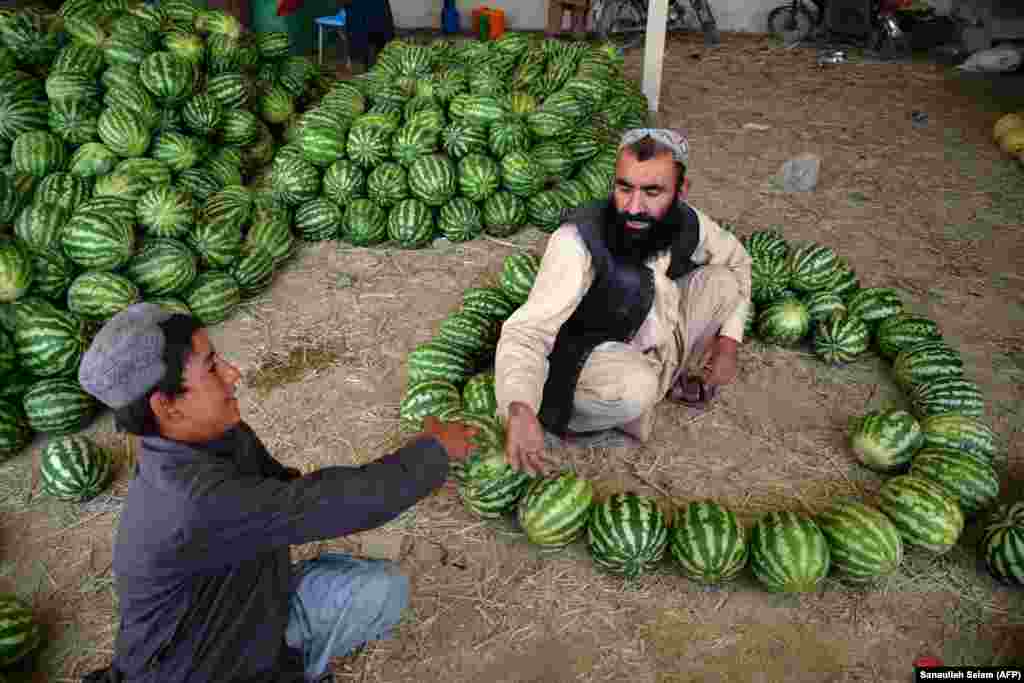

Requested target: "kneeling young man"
[
  {"left": 495, "top": 128, "right": 753, "bottom": 475},
  {"left": 78, "top": 304, "right": 477, "bottom": 683}
]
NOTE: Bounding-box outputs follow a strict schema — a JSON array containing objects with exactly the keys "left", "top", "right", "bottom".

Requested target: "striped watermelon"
[
  {"left": 246, "top": 206, "right": 296, "bottom": 267},
  {"left": 457, "top": 450, "right": 533, "bottom": 519},
  {"left": 587, "top": 492, "right": 669, "bottom": 578},
  {"left": 408, "top": 154, "right": 456, "bottom": 207},
  {"left": 482, "top": 191, "right": 527, "bottom": 237},
  {"left": 749, "top": 510, "right": 831, "bottom": 593},
  {"left": 919, "top": 414, "right": 998, "bottom": 463},
  {"left": 124, "top": 238, "right": 198, "bottom": 297},
  {"left": 322, "top": 160, "right": 365, "bottom": 206},
  {"left": 517, "top": 472, "right": 595, "bottom": 553},
  {"left": 0, "top": 594, "right": 41, "bottom": 667},
  {"left": 812, "top": 312, "right": 869, "bottom": 365},
  {"left": 458, "top": 153, "right": 501, "bottom": 203},
  {"left": 877, "top": 475, "right": 964, "bottom": 553},
  {"left": 803, "top": 290, "right": 846, "bottom": 323},
  {"left": 67, "top": 271, "right": 141, "bottom": 320},
  {"left": 139, "top": 51, "right": 194, "bottom": 103},
  {"left": 40, "top": 435, "right": 113, "bottom": 502},
  {"left": 757, "top": 298, "right": 810, "bottom": 347},
  {"left": 442, "top": 121, "right": 488, "bottom": 159},
  {"left": 845, "top": 287, "right": 903, "bottom": 328},
  {"left": 815, "top": 499, "right": 903, "bottom": 582},
  {"left": 668, "top": 500, "right": 748, "bottom": 584},
  {"left": 343, "top": 199, "right": 388, "bottom": 247},
  {"left": 399, "top": 378, "right": 462, "bottom": 427},
  {"left": 462, "top": 371, "right": 497, "bottom": 415},
  {"left": 438, "top": 197, "right": 483, "bottom": 243},
  {"left": 499, "top": 251, "right": 540, "bottom": 305},
  {"left": 188, "top": 218, "right": 243, "bottom": 269},
  {"left": 437, "top": 310, "right": 497, "bottom": 355},
  {"left": 0, "top": 329, "right": 13, "bottom": 378},
  {"left": 500, "top": 150, "right": 544, "bottom": 197},
  {"left": 12, "top": 297, "right": 87, "bottom": 377},
  {"left": 136, "top": 186, "right": 196, "bottom": 237},
  {"left": 62, "top": 212, "right": 135, "bottom": 271},
  {"left": 68, "top": 142, "right": 119, "bottom": 178},
  {"left": 184, "top": 271, "right": 241, "bottom": 325},
  {"left": 298, "top": 121, "right": 348, "bottom": 168},
  {"left": 892, "top": 340, "right": 963, "bottom": 391},
  {"left": 10, "top": 130, "right": 67, "bottom": 178},
  {"left": 387, "top": 198, "right": 434, "bottom": 249},
  {"left": 346, "top": 124, "right": 391, "bottom": 169},
  {"left": 462, "top": 286, "right": 517, "bottom": 322},
  {"left": 0, "top": 399, "right": 33, "bottom": 459},
  {"left": 97, "top": 106, "right": 152, "bottom": 158},
  {"left": 848, "top": 409, "right": 924, "bottom": 473},
  {"left": 750, "top": 254, "right": 791, "bottom": 304},
  {"left": 908, "top": 448, "right": 1000, "bottom": 516},
  {"left": 366, "top": 162, "right": 409, "bottom": 207},
  {"left": 406, "top": 340, "right": 475, "bottom": 385},
  {"left": 908, "top": 376, "right": 985, "bottom": 419},
  {"left": 33, "top": 174, "right": 90, "bottom": 215},
  {"left": 979, "top": 502, "right": 1024, "bottom": 586},
  {"left": 181, "top": 93, "right": 224, "bottom": 136},
  {"left": 29, "top": 247, "right": 75, "bottom": 302},
  {"left": 391, "top": 124, "right": 437, "bottom": 167},
  {"left": 0, "top": 237, "right": 34, "bottom": 303},
  {"left": 294, "top": 198, "right": 342, "bottom": 241},
  {"left": 22, "top": 377, "right": 98, "bottom": 436},
  {"left": 875, "top": 313, "right": 941, "bottom": 360},
  {"left": 228, "top": 245, "right": 276, "bottom": 297},
  {"left": 272, "top": 156, "right": 321, "bottom": 206},
  {"left": 786, "top": 243, "right": 840, "bottom": 292}
]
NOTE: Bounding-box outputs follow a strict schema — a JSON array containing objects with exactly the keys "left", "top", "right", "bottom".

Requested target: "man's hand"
[
  {"left": 418, "top": 416, "right": 479, "bottom": 461},
  {"left": 505, "top": 402, "right": 554, "bottom": 477},
  {"left": 701, "top": 336, "right": 739, "bottom": 387}
]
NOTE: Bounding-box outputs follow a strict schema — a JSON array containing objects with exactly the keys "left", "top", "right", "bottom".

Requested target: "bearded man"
[{"left": 494, "top": 128, "right": 753, "bottom": 475}]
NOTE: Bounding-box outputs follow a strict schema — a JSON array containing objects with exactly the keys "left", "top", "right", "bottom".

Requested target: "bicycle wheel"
[
  {"left": 596, "top": 0, "right": 647, "bottom": 50},
  {"left": 767, "top": 3, "right": 815, "bottom": 43}
]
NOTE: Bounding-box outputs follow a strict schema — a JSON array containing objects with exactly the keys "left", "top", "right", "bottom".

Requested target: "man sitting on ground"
[
  {"left": 78, "top": 304, "right": 477, "bottom": 683},
  {"left": 494, "top": 128, "right": 753, "bottom": 476}
]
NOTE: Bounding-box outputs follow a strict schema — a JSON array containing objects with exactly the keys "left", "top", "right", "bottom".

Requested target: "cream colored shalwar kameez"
[{"left": 493, "top": 206, "right": 753, "bottom": 443}]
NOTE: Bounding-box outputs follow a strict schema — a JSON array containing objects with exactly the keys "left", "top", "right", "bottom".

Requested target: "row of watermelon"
[{"left": 396, "top": 232, "right": 1022, "bottom": 589}]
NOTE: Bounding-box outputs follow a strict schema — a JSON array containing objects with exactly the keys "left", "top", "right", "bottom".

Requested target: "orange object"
[
  {"left": 471, "top": 6, "right": 506, "bottom": 40},
  {"left": 486, "top": 7, "right": 505, "bottom": 39}
]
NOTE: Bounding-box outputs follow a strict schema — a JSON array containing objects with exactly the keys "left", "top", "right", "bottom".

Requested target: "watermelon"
[
  {"left": 184, "top": 271, "right": 241, "bottom": 325},
  {"left": 750, "top": 254, "right": 791, "bottom": 305},
  {"left": 979, "top": 502, "right": 1024, "bottom": 586},
  {"left": 188, "top": 218, "right": 243, "bottom": 269},
  {"left": 22, "top": 377, "right": 99, "bottom": 436},
  {"left": 399, "top": 379, "right": 462, "bottom": 427},
  {"left": 749, "top": 510, "right": 831, "bottom": 593},
  {"left": 875, "top": 313, "right": 941, "bottom": 360},
  {"left": 62, "top": 212, "right": 135, "bottom": 271},
  {"left": 848, "top": 409, "right": 924, "bottom": 473},
  {"left": 228, "top": 245, "right": 276, "bottom": 296},
  {"left": 815, "top": 499, "right": 903, "bottom": 582},
  {"left": 499, "top": 251, "right": 540, "bottom": 305},
  {"left": 40, "top": 435, "right": 114, "bottom": 502},
  {"left": 458, "top": 153, "right": 501, "bottom": 203},
  {"left": 11, "top": 130, "right": 67, "bottom": 178},
  {"left": 366, "top": 162, "right": 409, "bottom": 207},
  {"left": 462, "top": 372, "right": 497, "bottom": 415},
  {"left": 786, "top": 243, "right": 840, "bottom": 292},
  {"left": 668, "top": 500, "right": 748, "bottom": 584},
  {"left": 293, "top": 198, "right": 342, "bottom": 242},
  {"left": 322, "top": 159, "right": 365, "bottom": 206},
  {"left": 0, "top": 594, "right": 41, "bottom": 667},
  {"left": 908, "top": 448, "right": 1000, "bottom": 517},
  {"left": 457, "top": 450, "right": 533, "bottom": 519},
  {"left": 517, "top": 472, "right": 595, "bottom": 553},
  {"left": 462, "top": 286, "right": 517, "bottom": 322},
  {"left": 408, "top": 154, "right": 456, "bottom": 207},
  {"left": 892, "top": 340, "right": 963, "bottom": 391},
  {"left": 812, "top": 312, "right": 869, "bottom": 365},
  {"left": 587, "top": 492, "right": 669, "bottom": 578},
  {"left": 67, "top": 271, "right": 141, "bottom": 320},
  {"left": 437, "top": 310, "right": 498, "bottom": 355},
  {"left": 136, "top": 186, "right": 196, "bottom": 238},
  {"left": 438, "top": 197, "right": 483, "bottom": 243},
  {"left": 918, "top": 414, "right": 999, "bottom": 464},
  {"left": 757, "top": 298, "right": 810, "bottom": 347},
  {"left": 877, "top": 475, "right": 964, "bottom": 553},
  {"left": 31, "top": 245, "right": 77, "bottom": 301},
  {"left": 908, "top": 376, "right": 985, "bottom": 419},
  {"left": 845, "top": 287, "right": 903, "bottom": 328},
  {"left": 406, "top": 340, "right": 475, "bottom": 385},
  {"left": 803, "top": 290, "right": 846, "bottom": 323},
  {"left": 482, "top": 191, "right": 526, "bottom": 237},
  {"left": 13, "top": 300, "right": 87, "bottom": 378}
]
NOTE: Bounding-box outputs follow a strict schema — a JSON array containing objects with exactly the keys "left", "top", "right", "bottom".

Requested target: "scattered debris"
[{"left": 779, "top": 153, "right": 822, "bottom": 192}]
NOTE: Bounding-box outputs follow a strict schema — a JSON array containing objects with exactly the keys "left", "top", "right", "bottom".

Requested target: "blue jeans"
[{"left": 286, "top": 553, "right": 409, "bottom": 680}]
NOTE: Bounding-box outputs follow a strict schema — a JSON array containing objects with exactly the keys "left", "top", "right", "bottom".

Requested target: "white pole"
[{"left": 642, "top": 0, "right": 669, "bottom": 115}]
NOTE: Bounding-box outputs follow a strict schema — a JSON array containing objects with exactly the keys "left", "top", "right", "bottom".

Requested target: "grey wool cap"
[{"left": 78, "top": 303, "right": 175, "bottom": 410}]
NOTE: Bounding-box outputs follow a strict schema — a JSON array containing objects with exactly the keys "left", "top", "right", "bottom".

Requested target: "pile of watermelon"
[
  {"left": 400, "top": 232, "right": 1022, "bottom": 591},
  {"left": 268, "top": 33, "right": 651, "bottom": 248},
  {"left": 0, "top": 0, "right": 340, "bottom": 469}
]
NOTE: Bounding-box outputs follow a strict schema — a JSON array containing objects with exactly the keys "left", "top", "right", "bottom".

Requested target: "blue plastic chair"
[{"left": 314, "top": 8, "right": 347, "bottom": 66}]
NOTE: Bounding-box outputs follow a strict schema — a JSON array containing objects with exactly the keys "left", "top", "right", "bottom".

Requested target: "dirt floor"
[{"left": 2, "top": 31, "right": 1024, "bottom": 683}]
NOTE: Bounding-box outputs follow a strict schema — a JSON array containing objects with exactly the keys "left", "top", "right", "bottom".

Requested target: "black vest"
[{"left": 535, "top": 200, "right": 702, "bottom": 436}]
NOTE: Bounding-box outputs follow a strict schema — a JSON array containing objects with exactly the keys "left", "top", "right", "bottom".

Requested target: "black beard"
[{"left": 604, "top": 196, "right": 686, "bottom": 265}]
